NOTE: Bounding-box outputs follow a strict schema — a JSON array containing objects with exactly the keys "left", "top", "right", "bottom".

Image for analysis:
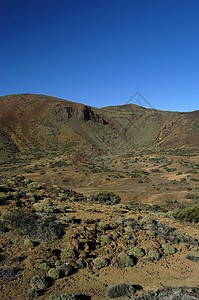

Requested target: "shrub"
[
  {"left": 28, "top": 182, "right": 42, "bottom": 191},
  {"left": 47, "top": 268, "right": 60, "bottom": 280},
  {"left": 60, "top": 214, "right": 75, "bottom": 224},
  {"left": 30, "top": 274, "right": 48, "bottom": 290},
  {"left": 129, "top": 286, "right": 199, "bottom": 299},
  {"left": 100, "top": 235, "right": 111, "bottom": 245},
  {"left": 62, "top": 248, "right": 77, "bottom": 260},
  {"left": 33, "top": 199, "right": 55, "bottom": 213},
  {"left": 27, "top": 288, "right": 38, "bottom": 299},
  {"left": 126, "top": 246, "right": 145, "bottom": 257},
  {"left": 59, "top": 263, "right": 73, "bottom": 276},
  {"left": 148, "top": 250, "right": 160, "bottom": 260},
  {"left": 186, "top": 255, "right": 199, "bottom": 262},
  {"left": 0, "top": 192, "right": 7, "bottom": 203},
  {"left": 1, "top": 208, "right": 64, "bottom": 241},
  {"left": 36, "top": 215, "right": 64, "bottom": 241},
  {"left": 89, "top": 191, "right": 121, "bottom": 205},
  {"left": 58, "top": 193, "right": 68, "bottom": 201},
  {"left": 110, "top": 231, "right": 119, "bottom": 239},
  {"left": 0, "top": 265, "right": 17, "bottom": 281},
  {"left": 115, "top": 216, "right": 124, "bottom": 225},
  {"left": 162, "top": 244, "right": 176, "bottom": 255},
  {"left": 24, "top": 238, "right": 34, "bottom": 248},
  {"left": 93, "top": 257, "right": 109, "bottom": 269},
  {"left": 173, "top": 206, "right": 199, "bottom": 223},
  {"left": 117, "top": 253, "right": 134, "bottom": 269},
  {"left": 106, "top": 283, "right": 134, "bottom": 298},
  {"left": 39, "top": 262, "right": 51, "bottom": 271},
  {"left": 0, "top": 220, "right": 8, "bottom": 233},
  {"left": 124, "top": 226, "right": 134, "bottom": 233},
  {"left": 1, "top": 208, "right": 36, "bottom": 236},
  {"left": 56, "top": 204, "right": 67, "bottom": 213},
  {"left": 98, "top": 222, "right": 110, "bottom": 230},
  {"left": 49, "top": 293, "right": 77, "bottom": 300},
  {"left": 112, "top": 204, "right": 123, "bottom": 213}
]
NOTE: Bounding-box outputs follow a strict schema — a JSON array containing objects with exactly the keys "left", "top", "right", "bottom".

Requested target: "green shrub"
[
  {"left": 101, "top": 235, "right": 111, "bottom": 245},
  {"left": 58, "top": 193, "right": 68, "bottom": 201},
  {"left": 24, "top": 238, "right": 34, "bottom": 248},
  {"left": 39, "top": 262, "right": 51, "bottom": 271},
  {"left": 112, "top": 205, "right": 123, "bottom": 213},
  {"left": 47, "top": 268, "right": 60, "bottom": 280},
  {"left": 162, "top": 244, "right": 176, "bottom": 255},
  {"left": 93, "top": 257, "right": 109, "bottom": 269},
  {"left": 60, "top": 214, "right": 75, "bottom": 224},
  {"left": 148, "top": 250, "right": 160, "bottom": 260},
  {"left": 115, "top": 216, "right": 124, "bottom": 225},
  {"left": 173, "top": 205, "right": 199, "bottom": 223},
  {"left": 56, "top": 204, "right": 67, "bottom": 213},
  {"left": 33, "top": 199, "right": 55, "bottom": 213},
  {"left": 27, "top": 288, "right": 38, "bottom": 299},
  {"left": 117, "top": 253, "right": 134, "bottom": 269},
  {"left": 98, "top": 222, "right": 110, "bottom": 230},
  {"left": 30, "top": 274, "right": 48, "bottom": 290},
  {"left": 110, "top": 231, "right": 119, "bottom": 239},
  {"left": 126, "top": 246, "right": 145, "bottom": 257},
  {"left": 124, "top": 226, "right": 134, "bottom": 233},
  {"left": 28, "top": 182, "right": 42, "bottom": 191},
  {"left": 62, "top": 248, "right": 77, "bottom": 260},
  {"left": 89, "top": 191, "right": 121, "bottom": 205}
]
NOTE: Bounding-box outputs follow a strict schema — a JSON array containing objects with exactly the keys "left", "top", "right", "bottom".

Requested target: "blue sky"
[{"left": 1, "top": 0, "right": 199, "bottom": 112}]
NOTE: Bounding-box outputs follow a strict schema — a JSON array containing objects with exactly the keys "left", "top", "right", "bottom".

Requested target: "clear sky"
[{"left": 1, "top": 0, "right": 199, "bottom": 112}]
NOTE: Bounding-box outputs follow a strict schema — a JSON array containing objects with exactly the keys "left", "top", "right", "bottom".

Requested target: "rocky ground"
[{"left": 0, "top": 170, "right": 199, "bottom": 299}]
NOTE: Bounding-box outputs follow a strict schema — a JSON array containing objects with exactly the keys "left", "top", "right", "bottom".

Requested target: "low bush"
[
  {"left": 27, "top": 288, "right": 38, "bottom": 299},
  {"left": 0, "top": 192, "right": 7, "bottom": 204},
  {"left": 48, "top": 293, "right": 77, "bottom": 300},
  {"left": 117, "top": 252, "right": 135, "bottom": 269},
  {"left": 107, "top": 283, "right": 134, "bottom": 298},
  {"left": 148, "top": 250, "right": 160, "bottom": 260},
  {"left": 100, "top": 235, "right": 111, "bottom": 245},
  {"left": 39, "top": 261, "right": 52, "bottom": 271},
  {"left": 130, "top": 286, "right": 199, "bottom": 299},
  {"left": 186, "top": 255, "right": 199, "bottom": 262},
  {"left": 33, "top": 199, "right": 55, "bottom": 213},
  {"left": 47, "top": 268, "right": 61, "bottom": 280},
  {"left": 126, "top": 246, "right": 145, "bottom": 257},
  {"left": 89, "top": 191, "right": 121, "bottom": 205},
  {"left": 173, "top": 205, "right": 199, "bottom": 223},
  {"left": 30, "top": 274, "right": 48, "bottom": 290},
  {"left": 36, "top": 215, "right": 64, "bottom": 241},
  {"left": 60, "top": 214, "right": 75, "bottom": 224},
  {"left": 0, "top": 265, "right": 17, "bottom": 281},
  {"left": 92, "top": 257, "right": 109, "bottom": 269},
  {"left": 162, "top": 244, "right": 176, "bottom": 255},
  {"left": 62, "top": 248, "right": 77, "bottom": 261},
  {"left": 1, "top": 208, "right": 64, "bottom": 241},
  {"left": 59, "top": 263, "right": 73, "bottom": 276},
  {"left": 24, "top": 238, "right": 34, "bottom": 248}
]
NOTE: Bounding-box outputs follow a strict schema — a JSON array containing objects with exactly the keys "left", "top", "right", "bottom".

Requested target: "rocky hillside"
[{"left": 0, "top": 94, "right": 198, "bottom": 160}]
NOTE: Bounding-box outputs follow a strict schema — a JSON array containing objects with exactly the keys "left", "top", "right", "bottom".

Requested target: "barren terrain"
[{"left": 0, "top": 94, "right": 199, "bottom": 299}]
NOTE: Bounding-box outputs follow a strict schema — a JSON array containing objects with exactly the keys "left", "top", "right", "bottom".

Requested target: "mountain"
[{"left": 0, "top": 94, "right": 199, "bottom": 160}]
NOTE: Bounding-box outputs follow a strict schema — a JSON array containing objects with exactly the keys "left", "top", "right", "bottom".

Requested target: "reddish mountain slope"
[{"left": 0, "top": 94, "right": 198, "bottom": 159}]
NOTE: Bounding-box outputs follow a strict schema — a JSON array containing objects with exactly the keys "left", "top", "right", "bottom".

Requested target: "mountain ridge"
[{"left": 0, "top": 93, "right": 199, "bottom": 160}]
